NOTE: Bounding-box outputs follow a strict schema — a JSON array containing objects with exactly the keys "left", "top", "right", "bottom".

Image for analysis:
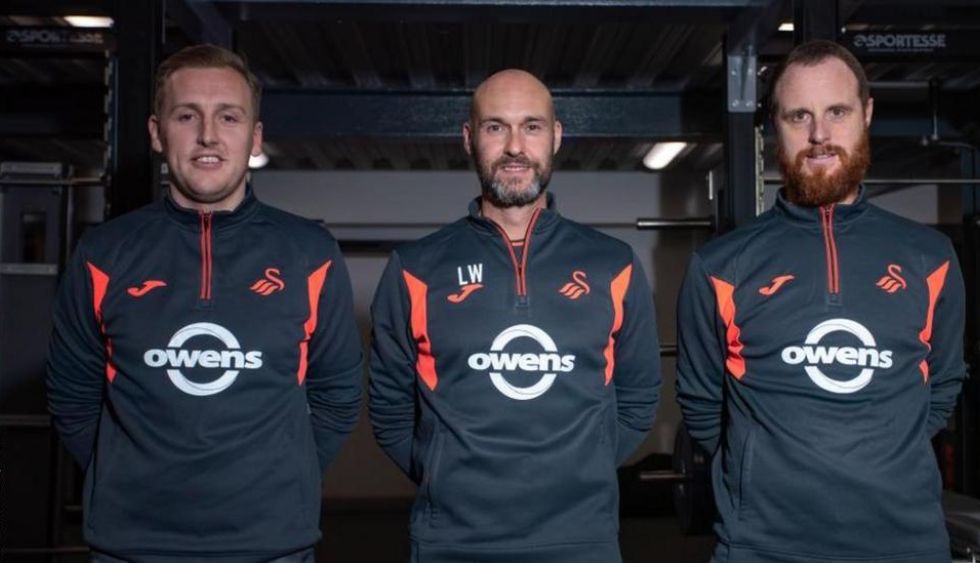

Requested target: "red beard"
[{"left": 778, "top": 129, "right": 870, "bottom": 207}]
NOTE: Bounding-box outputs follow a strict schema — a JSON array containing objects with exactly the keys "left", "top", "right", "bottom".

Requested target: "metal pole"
[
  {"left": 326, "top": 220, "right": 714, "bottom": 231},
  {"left": 763, "top": 177, "right": 980, "bottom": 185},
  {"left": 635, "top": 219, "right": 713, "bottom": 230}
]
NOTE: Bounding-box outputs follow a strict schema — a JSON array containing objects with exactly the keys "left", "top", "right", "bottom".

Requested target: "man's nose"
[
  {"left": 504, "top": 129, "right": 525, "bottom": 156},
  {"left": 808, "top": 116, "right": 830, "bottom": 145},
  {"left": 198, "top": 118, "right": 218, "bottom": 146}
]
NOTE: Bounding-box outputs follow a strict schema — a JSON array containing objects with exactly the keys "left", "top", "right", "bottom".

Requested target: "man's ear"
[
  {"left": 251, "top": 121, "right": 264, "bottom": 156},
  {"left": 462, "top": 121, "right": 474, "bottom": 156},
  {"left": 552, "top": 120, "right": 563, "bottom": 154},
  {"left": 148, "top": 115, "right": 163, "bottom": 153}
]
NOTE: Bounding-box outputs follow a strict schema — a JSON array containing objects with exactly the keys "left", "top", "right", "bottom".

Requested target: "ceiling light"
[
  {"left": 64, "top": 15, "right": 114, "bottom": 28},
  {"left": 249, "top": 153, "right": 269, "bottom": 169},
  {"left": 642, "top": 142, "right": 687, "bottom": 170},
  {"left": 778, "top": 22, "right": 794, "bottom": 32}
]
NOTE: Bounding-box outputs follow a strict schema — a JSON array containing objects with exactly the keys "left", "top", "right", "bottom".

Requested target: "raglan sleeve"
[
  {"left": 925, "top": 246, "right": 968, "bottom": 437},
  {"left": 368, "top": 251, "right": 418, "bottom": 477},
  {"left": 46, "top": 241, "right": 106, "bottom": 468},
  {"left": 675, "top": 252, "right": 727, "bottom": 454},
  {"left": 612, "top": 253, "right": 662, "bottom": 465},
  {"left": 304, "top": 240, "right": 364, "bottom": 473}
]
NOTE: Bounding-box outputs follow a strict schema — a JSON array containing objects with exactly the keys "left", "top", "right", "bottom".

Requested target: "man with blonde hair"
[{"left": 47, "top": 44, "right": 363, "bottom": 562}]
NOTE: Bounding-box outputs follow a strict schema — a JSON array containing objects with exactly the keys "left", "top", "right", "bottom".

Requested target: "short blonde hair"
[{"left": 153, "top": 44, "right": 262, "bottom": 120}]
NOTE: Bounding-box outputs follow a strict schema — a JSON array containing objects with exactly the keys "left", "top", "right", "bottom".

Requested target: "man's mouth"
[
  {"left": 496, "top": 160, "right": 534, "bottom": 173},
  {"left": 802, "top": 148, "right": 842, "bottom": 169},
  {"left": 191, "top": 155, "right": 224, "bottom": 169}
]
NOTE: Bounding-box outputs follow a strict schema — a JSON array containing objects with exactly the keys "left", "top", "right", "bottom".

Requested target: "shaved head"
[
  {"left": 470, "top": 69, "right": 556, "bottom": 123},
  {"left": 464, "top": 69, "right": 562, "bottom": 209}
]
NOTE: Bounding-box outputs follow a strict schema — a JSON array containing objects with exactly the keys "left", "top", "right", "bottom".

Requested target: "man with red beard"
[
  {"left": 369, "top": 69, "right": 661, "bottom": 562},
  {"left": 677, "top": 40, "right": 965, "bottom": 563}
]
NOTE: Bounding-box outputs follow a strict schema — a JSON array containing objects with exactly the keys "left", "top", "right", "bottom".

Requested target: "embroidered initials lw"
[{"left": 448, "top": 263, "right": 484, "bottom": 303}]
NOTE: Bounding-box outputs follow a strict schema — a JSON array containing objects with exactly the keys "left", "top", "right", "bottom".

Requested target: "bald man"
[{"left": 369, "top": 69, "right": 661, "bottom": 562}]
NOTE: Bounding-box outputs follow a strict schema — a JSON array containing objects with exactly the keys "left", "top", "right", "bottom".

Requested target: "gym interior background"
[{"left": 1, "top": 0, "right": 978, "bottom": 561}]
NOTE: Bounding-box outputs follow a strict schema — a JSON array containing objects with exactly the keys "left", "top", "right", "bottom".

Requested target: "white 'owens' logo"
[
  {"left": 781, "top": 318, "right": 893, "bottom": 394},
  {"left": 467, "top": 324, "right": 575, "bottom": 400},
  {"left": 144, "top": 322, "right": 263, "bottom": 396}
]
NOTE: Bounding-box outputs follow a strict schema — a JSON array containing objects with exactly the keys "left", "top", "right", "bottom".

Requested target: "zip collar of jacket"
[
  {"left": 466, "top": 192, "right": 561, "bottom": 237},
  {"left": 773, "top": 185, "right": 869, "bottom": 230},
  {"left": 164, "top": 185, "right": 260, "bottom": 231}
]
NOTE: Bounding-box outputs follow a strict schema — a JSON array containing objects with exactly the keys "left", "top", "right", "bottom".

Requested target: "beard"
[
  {"left": 473, "top": 146, "right": 553, "bottom": 208},
  {"left": 778, "top": 129, "right": 871, "bottom": 207}
]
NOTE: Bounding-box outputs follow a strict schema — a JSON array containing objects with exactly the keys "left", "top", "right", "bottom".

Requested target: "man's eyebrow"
[
  {"left": 169, "top": 102, "right": 248, "bottom": 113},
  {"left": 216, "top": 103, "right": 248, "bottom": 113},
  {"left": 780, "top": 106, "right": 810, "bottom": 116},
  {"left": 478, "top": 115, "right": 548, "bottom": 124}
]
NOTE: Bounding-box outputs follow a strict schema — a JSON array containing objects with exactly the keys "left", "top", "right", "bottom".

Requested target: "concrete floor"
[
  {"left": 315, "top": 509, "right": 715, "bottom": 563},
  {"left": 9, "top": 512, "right": 714, "bottom": 563}
]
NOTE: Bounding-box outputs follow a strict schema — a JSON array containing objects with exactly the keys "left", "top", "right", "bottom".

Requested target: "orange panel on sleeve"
[
  {"left": 602, "top": 264, "right": 632, "bottom": 386},
  {"left": 710, "top": 276, "right": 746, "bottom": 380},
  {"left": 297, "top": 260, "right": 332, "bottom": 385},
  {"left": 86, "top": 262, "right": 116, "bottom": 383},
  {"left": 918, "top": 260, "right": 950, "bottom": 382},
  {"left": 403, "top": 270, "right": 438, "bottom": 391}
]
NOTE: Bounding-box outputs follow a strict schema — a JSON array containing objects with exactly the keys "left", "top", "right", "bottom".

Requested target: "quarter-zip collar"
[
  {"left": 466, "top": 192, "right": 561, "bottom": 237},
  {"left": 773, "top": 185, "right": 868, "bottom": 230},
  {"left": 163, "top": 186, "right": 258, "bottom": 305},
  {"left": 164, "top": 185, "right": 260, "bottom": 232},
  {"left": 467, "top": 193, "right": 560, "bottom": 304},
  {"left": 773, "top": 186, "right": 868, "bottom": 300}
]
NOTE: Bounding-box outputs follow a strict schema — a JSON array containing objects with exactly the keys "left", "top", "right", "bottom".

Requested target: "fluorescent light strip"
[
  {"left": 64, "top": 15, "right": 114, "bottom": 28},
  {"left": 642, "top": 142, "right": 687, "bottom": 170}
]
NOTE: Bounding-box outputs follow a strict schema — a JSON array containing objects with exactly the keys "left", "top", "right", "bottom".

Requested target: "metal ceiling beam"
[
  {"left": 848, "top": 2, "right": 980, "bottom": 26},
  {"left": 2, "top": 0, "right": 110, "bottom": 17},
  {"left": 259, "top": 90, "right": 724, "bottom": 141},
  {"left": 0, "top": 85, "right": 969, "bottom": 142},
  {"left": 165, "top": 0, "right": 232, "bottom": 47},
  {"left": 211, "top": 0, "right": 765, "bottom": 5},
  {"left": 211, "top": 0, "right": 770, "bottom": 24}
]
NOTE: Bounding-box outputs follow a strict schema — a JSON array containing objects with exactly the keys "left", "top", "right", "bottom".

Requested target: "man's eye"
[
  {"left": 176, "top": 113, "right": 195, "bottom": 122},
  {"left": 221, "top": 114, "right": 241, "bottom": 124},
  {"left": 790, "top": 111, "right": 808, "bottom": 123},
  {"left": 829, "top": 107, "right": 848, "bottom": 119},
  {"left": 485, "top": 124, "right": 502, "bottom": 133},
  {"left": 526, "top": 123, "right": 542, "bottom": 132}
]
